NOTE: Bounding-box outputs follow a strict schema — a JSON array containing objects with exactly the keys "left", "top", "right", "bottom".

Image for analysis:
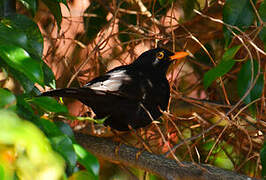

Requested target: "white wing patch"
[
  {"left": 89, "top": 79, "right": 122, "bottom": 91},
  {"left": 89, "top": 70, "right": 131, "bottom": 92}
]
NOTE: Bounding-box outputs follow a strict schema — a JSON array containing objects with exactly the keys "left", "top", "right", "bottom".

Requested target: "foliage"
[
  {"left": 0, "top": 0, "right": 265, "bottom": 179},
  {"left": 0, "top": 1, "right": 99, "bottom": 180},
  {"left": 0, "top": 109, "right": 65, "bottom": 180}
]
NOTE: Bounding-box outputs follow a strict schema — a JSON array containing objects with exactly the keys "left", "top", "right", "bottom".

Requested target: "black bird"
[{"left": 41, "top": 48, "right": 188, "bottom": 131}]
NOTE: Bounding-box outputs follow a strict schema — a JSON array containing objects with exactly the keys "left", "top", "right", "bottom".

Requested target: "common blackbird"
[{"left": 41, "top": 48, "right": 188, "bottom": 131}]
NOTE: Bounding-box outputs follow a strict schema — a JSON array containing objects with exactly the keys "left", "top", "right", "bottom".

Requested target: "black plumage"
[{"left": 41, "top": 48, "right": 188, "bottom": 131}]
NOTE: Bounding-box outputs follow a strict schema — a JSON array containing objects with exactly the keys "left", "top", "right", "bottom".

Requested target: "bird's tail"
[{"left": 41, "top": 88, "right": 94, "bottom": 99}]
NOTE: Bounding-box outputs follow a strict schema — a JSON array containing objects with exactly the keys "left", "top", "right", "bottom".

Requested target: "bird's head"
[{"left": 131, "top": 48, "right": 189, "bottom": 75}]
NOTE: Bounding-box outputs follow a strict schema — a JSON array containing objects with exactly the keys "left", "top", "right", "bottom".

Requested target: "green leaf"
[
  {"left": 237, "top": 59, "right": 264, "bottom": 105},
  {"left": 39, "top": 118, "right": 63, "bottom": 137},
  {"left": 73, "top": 144, "right": 99, "bottom": 180},
  {"left": 16, "top": 95, "right": 39, "bottom": 123},
  {"left": 259, "top": 1, "right": 266, "bottom": 48},
  {"left": 39, "top": 119, "right": 98, "bottom": 177},
  {"left": 0, "top": 165, "right": 4, "bottom": 180},
  {"left": 69, "top": 171, "right": 96, "bottom": 180},
  {"left": 55, "top": 121, "right": 75, "bottom": 141},
  {"left": 18, "top": 0, "right": 38, "bottom": 15},
  {"left": 0, "top": 109, "right": 65, "bottom": 180},
  {"left": 259, "top": 1, "right": 266, "bottom": 22},
  {"left": 259, "top": 28, "right": 266, "bottom": 49},
  {"left": 223, "top": 0, "right": 256, "bottom": 46},
  {"left": 0, "top": 22, "right": 27, "bottom": 49},
  {"left": 43, "top": 62, "right": 56, "bottom": 88},
  {"left": 204, "top": 58, "right": 235, "bottom": 88},
  {"left": 148, "top": 174, "right": 161, "bottom": 180},
  {"left": 0, "top": 14, "right": 44, "bottom": 58},
  {"left": 50, "top": 135, "right": 77, "bottom": 173},
  {"left": 261, "top": 142, "right": 266, "bottom": 178},
  {"left": 194, "top": 43, "right": 214, "bottom": 66},
  {"left": 29, "top": 96, "right": 69, "bottom": 113},
  {"left": 42, "top": 0, "right": 62, "bottom": 29},
  {"left": 203, "top": 45, "right": 241, "bottom": 88},
  {"left": 0, "top": 88, "right": 16, "bottom": 109},
  {"left": 213, "top": 150, "right": 234, "bottom": 170},
  {"left": 0, "top": 59, "right": 35, "bottom": 93},
  {"left": 0, "top": 44, "right": 44, "bottom": 85},
  {"left": 39, "top": 119, "right": 79, "bottom": 174},
  {"left": 84, "top": 2, "right": 108, "bottom": 41}
]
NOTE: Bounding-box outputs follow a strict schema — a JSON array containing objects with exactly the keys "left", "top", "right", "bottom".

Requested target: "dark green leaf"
[
  {"left": 0, "top": 22, "right": 27, "bottom": 49},
  {"left": 0, "top": 14, "right": 43, "bottom": 58},
  {"left": 16, "top": 94, "right": 39, "bottom": 123},
  {"left": 39, "top": 118, "right": 63, "bottom": 137},
  {"left": 259, "top": 28, "right": 266, "bottom": 49},
  {"left": 203, "top": 45, "right": 240, "bottom": 88},
  {"left": 259, "top": 1, "right": 266, "bottom": 22},
  {"left": 0, "top": 59, "right": 35, "bottom": 92},
  {"left": 222, "top": 45, "right": 241, "bottom": 61},
  {"left": 84, "top": 2, "right": 108, "bottom": 41},
  {"left": 30, "top": 96, "right": 68, "bottom": 113},
  {"left": 43, "top": 62, "right": 56, "bottom": 88},
  {"left": 223, "top": 0, "right": 256, "bottom": 46},
  {"left": 259, "top": 1, "right": 266, "bottom": 47},
  {"left": 51, "top": 135, "right": 77, "bottom": 173},
  {"left": 237, "top": 59, "right": 264, "bottom": 105},
  {"left": 194, "top": 43, "right": 215, "bottom": 66},
  {"left": 39, "top": 118, "right": 79, "bottom": 174},
  {"left": 261, "top": 142, "right": 266, "bottom": 178},
  {"left": 18, "top": 0, "right": 38, "bottom": 15},
  {"left": 74, "top": 144, "right": 99, "bottom": 180},
  {"left": 0, "top": 44, "right": 44, "bottom": 85},
  {"left": 55, "top": 121, "right": 75, "bottom": 141},
  {"left": 0, "top": 88, "right": 16, "bottom": 109},
  {"left": 42, "top": 0, "right": 62, "bottom": 29}
]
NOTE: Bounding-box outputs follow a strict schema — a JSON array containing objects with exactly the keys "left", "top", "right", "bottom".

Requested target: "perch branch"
[{"left": 75, "top": 132, "right": 257, "bottom": 180}]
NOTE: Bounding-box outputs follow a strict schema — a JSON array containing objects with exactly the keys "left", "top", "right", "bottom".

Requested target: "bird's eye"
[{"left": 156, "top": 52, "right": 164, "bottom": 60}]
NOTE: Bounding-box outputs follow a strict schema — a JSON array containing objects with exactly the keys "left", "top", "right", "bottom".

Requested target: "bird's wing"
[{"left": 83, "top": 66, "right": 143, "bottom": 100}]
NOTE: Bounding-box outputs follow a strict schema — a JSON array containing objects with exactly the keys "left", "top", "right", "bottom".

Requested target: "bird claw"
[
  {"left": 115, "top": 142, "right": 122, "bottom": 156},
  {"left": 135, "top": 149, "right": 145, "bottom": 160}
]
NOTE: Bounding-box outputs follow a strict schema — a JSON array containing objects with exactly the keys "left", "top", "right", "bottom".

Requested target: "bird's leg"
[
  {"left": 114, "top": 141, "right": 122, "bottom": 157},
  {"left": 140, "top": 103, "right": 182, "bottom": 165},
  {"left": 110, "top": 129, "right": 131, "bottom": 156},
  {"left": 135, "top": 148, "right": 145, "bottom": 160},
  {"left": 128, "top": 125, "right": 154, "bottom": 160}
]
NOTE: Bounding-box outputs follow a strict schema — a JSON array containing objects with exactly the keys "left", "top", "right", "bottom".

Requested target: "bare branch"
[{"left": 75, "top": 132, "right": 258, "bottom": 180}]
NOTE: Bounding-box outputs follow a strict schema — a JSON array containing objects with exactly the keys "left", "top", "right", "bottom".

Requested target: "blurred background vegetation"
[{"left": 0, "top": 0, "right": 265, "bottom": 179}]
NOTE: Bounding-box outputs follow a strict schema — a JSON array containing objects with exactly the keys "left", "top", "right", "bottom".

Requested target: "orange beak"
[{"left": 170, "top": 51, "right": 189, "bottom": 60}]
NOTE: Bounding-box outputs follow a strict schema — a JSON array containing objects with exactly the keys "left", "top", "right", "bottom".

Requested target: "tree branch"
[{"left": 75, "top": 132, "right": 258, "bottom": 180}]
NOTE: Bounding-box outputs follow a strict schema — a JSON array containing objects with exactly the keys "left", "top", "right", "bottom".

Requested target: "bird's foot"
[{"left": 135, "top": 149, "right": 145, "bottom": 160}]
